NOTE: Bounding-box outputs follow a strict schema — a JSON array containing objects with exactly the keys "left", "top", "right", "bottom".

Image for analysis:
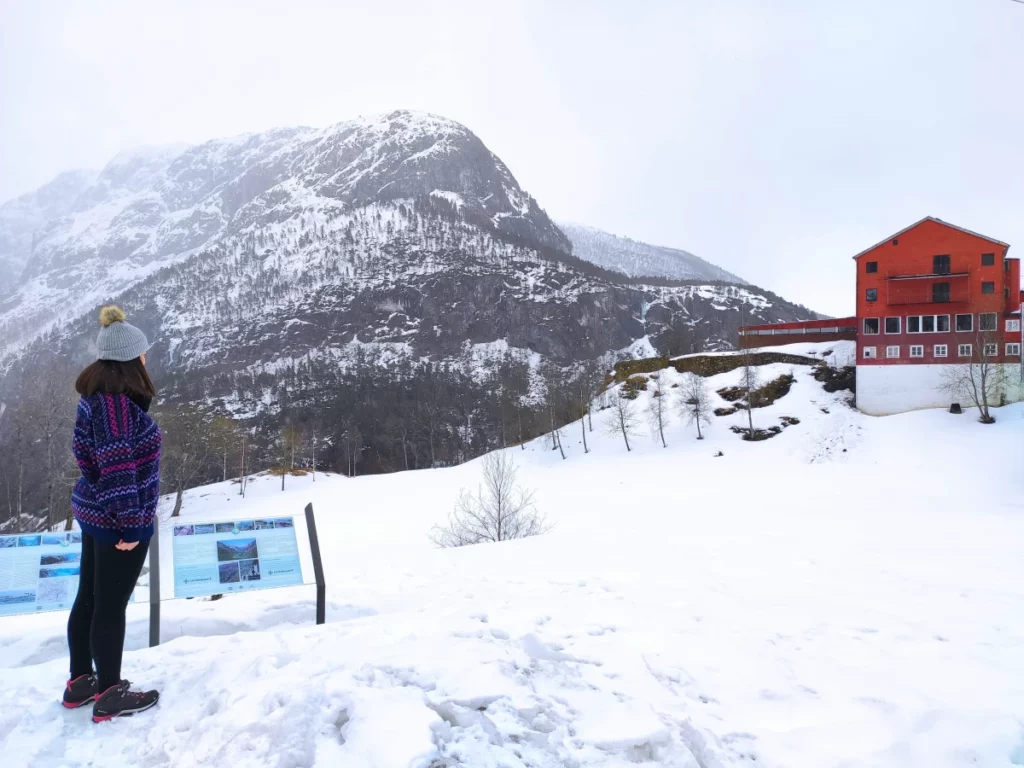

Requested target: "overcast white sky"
[{"left": 2, "top": 0, "right": 1022, "bottom": 316}]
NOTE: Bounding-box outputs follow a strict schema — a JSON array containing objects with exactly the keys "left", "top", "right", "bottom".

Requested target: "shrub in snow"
[{"left": 431, "top": 452, "right": 547, "bottom": 548}]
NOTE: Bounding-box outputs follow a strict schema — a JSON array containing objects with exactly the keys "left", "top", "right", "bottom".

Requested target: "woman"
[{"left": 64, "top": 306, "right": 162, "bottom": 722}]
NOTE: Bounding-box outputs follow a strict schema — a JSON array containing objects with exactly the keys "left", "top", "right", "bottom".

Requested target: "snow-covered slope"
[
  {"left": 3, "top": 347, "right": 1022, "bottom": 768},
  {"left": 560, "top": 221, "right": 746, "bottom": 283}
]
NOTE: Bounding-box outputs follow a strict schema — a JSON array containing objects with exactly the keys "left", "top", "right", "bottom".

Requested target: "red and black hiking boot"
[
  {"left": 62, "top": 673, "right": 98, "bottom": 708},
  {"left": 92, "top": 680, "right": 159, "bottom": 723}
]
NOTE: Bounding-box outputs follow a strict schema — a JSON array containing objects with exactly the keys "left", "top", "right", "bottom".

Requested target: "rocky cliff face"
[{"left": 0, "top": 110, "right": 815, "bottom": 406}]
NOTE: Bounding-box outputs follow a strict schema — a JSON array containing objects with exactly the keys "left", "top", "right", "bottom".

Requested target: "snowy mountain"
[
  {"left": 0, "top": 111, "right": 816, "bottom": 406},
  {"left": 3, "top": 346, "right": 1021, "bottom": 767},
  {"left": 560, "top": 221, "right": 745, "bottom": 283},
  {"left": 0, "top": 169, "right": 97, "bottom": 295}
]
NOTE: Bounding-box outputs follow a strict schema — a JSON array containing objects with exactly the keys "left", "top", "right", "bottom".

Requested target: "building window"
[
  {"left": 862, "top": 346, "right": 877, "bottom": 359},
  {"left": 932, "top": 282, "right": 950, "bottom": 303},
  {"left": 906, "top": 314, "right": 949, "bottom": 333},
  {"left": 983, "top": 343, "right": 998, "bottom": 357},
  {"left": 1008, "top": 343, "right": 1021, "bottom": 356},
  {"left": 886, "top": 345, "right": 900, "bottom": 358},
  {"left": 979, "top": 312, "right": 997, "bottom": 332},
  {"left": 910, "top": 345, "right": 924, "bottom": 358},
  {"left": 933, "top": 254, "right": 951, "bottom": 275},
  {"left": 866, "top": 288, "right": 877, "bottom": 302},
  {"left": 865, "top": 261, "right": 878, "bottom": 274},
  {"left": 982, "top": 281, "right": 995, "bottom": 295},
  {"left": 982, "top": 253, "right": 995, "bottom": 266},
  {"left": 955, "top": 314, "right": 973, "bottom": 332},
  {"left": 1007, "top": 319, "right": 1021, "bottom": 333},
  {"left": 934, "top": 344, "right": 948, "bottom": 357},
  {"left": 863, "top": 318, "right": 880, "bottom": 335},
  {"left": 958, "top": 344, "right": 972, "bottom": 357},
  {"left": 884, "top": 317, "right": 901, "bottom": 334}
]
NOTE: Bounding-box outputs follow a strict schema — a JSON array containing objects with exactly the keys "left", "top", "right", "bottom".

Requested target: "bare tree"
[
  {"left": 739, "top": 352, "right": 761, "bottom": 439},
  {"left": 604, "top": 390, "right": 643, "bottom": 452},
  {"left": 430, "top": 451, "right": 547, "bottom": 547},
  {"left": 540, "top": 362, "right": 567, "bottom": 460},
  {"left": 647, "top": 375, "right": 670, "bottom": 448},
  {"left": 210, "top": 416, "right": 239, "bottom": 483},
  {"left": 157, "top": 405, "right": 213, "bottom": 517},
  {"left": 679, "top": 372, "right": 712, "bottom": 439},
  {"left": 940, "top": 329, "right": 1005, "bottom": 423},
  {"left": 278, "top": 422, "right": 304, "bottom": 490},
  {"left": 239, "top": 432, "right": 249, "bottom": 498}
]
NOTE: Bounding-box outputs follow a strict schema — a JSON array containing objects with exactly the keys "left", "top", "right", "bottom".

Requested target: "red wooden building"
[
  {"left": 739, "top": 217, "right": 1023, "bottom": 414},
  {"left": 853, "top": 217, "right": 1020, "bottom": 368}
]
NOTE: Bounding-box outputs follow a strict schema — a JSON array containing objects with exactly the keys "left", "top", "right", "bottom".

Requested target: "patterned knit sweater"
[{"left": 72, "top": 393, "right": 162, "bottom": 544}]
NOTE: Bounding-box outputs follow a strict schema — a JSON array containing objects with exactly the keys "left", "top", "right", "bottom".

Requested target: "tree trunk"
[
  {"left": 172, "top": 486, "right": 184, "bottom": 517},
  {"left": 581, "top": 412, "right": 589, "bottom": 454}
]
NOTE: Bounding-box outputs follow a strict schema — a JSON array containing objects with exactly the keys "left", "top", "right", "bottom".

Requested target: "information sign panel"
[
  {"left": 0, "top": 531, "right": 84, "bottom": 616},
  {"left": 169, "top": 517, "right": 303, "bottom": 599}
]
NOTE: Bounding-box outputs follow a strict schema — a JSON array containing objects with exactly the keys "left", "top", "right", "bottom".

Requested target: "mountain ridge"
[{"left": 559, "top": 221, "right": 745, "bottom": 284}]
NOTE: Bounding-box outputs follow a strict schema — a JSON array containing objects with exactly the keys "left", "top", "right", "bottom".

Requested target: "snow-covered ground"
[{"left": 2, "top": 350, "right": 1023, "bottom": 767}]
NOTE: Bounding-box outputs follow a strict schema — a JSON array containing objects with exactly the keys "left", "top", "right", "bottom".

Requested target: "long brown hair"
[{"left": 75, "top": 358, "right": 157, "bottom": 400}]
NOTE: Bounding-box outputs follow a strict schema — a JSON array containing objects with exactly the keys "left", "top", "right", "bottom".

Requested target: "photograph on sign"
[
  {"left": 169, "top": 517, "right": 303, "bottom": 599},
  {"left": 0, "top": 532, "right": 82, "bottom": 616}
]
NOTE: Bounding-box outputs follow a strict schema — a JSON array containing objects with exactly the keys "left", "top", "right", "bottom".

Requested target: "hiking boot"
[
  {"left": 62, "top": 673, "right": 98, "bottom": 709},
  {"left": 92, "top": 680, "right": 159, "bottom": 723}
]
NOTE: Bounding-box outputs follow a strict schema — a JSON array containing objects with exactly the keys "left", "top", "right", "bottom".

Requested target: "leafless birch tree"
[
  {"left": 604, "top": 390, "right": 643, "bottom": 452},
  {"left": 679, "top": 372, "right": 712, "bottom": 439},
  {"left": 940, "top": 329, "right": 1006, "bottom": 423},
  {"left": 647, "top": 376, "right": 670, "bottom": 447}
]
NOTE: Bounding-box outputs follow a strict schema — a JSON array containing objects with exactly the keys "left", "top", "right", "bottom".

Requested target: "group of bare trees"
[
  {"left": 602, "top": 371, "right": 714, "bottom": 450},
  {"left": 0, "top": 359, "right": 80, "bottom": 532}
]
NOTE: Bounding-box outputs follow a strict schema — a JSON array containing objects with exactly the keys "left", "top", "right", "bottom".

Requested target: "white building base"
[{"left": 857, "top": 363, "right": 1024, "bottom": 416}]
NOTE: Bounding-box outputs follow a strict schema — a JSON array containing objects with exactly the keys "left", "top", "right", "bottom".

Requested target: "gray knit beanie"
[{"left": 96, "top": 306, "right": 151, "bottom": 362}]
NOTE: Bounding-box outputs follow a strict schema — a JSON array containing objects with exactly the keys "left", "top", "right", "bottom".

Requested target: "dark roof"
[{"left": 851, "top": 216, "right": 1010, "bottom": 260}]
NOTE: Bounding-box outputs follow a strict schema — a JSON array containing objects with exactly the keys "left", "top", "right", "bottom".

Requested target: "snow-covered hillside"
[
  {"left": 0, "top": 111, "right": 817, "bottom": 394},
  {"left": 561, "top": 221, "right": 745, "bottom": 284},
  {"left": 3, "top": 347, "right": 1022, "bottom": 767}
]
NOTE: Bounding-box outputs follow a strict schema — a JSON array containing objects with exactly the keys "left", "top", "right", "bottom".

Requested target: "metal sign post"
[
  {"left": 304, "top": 503, "right": 326, "bottom": 625},
  {"left": 148, "top": 528, "right": 161, "bottom": 648}
]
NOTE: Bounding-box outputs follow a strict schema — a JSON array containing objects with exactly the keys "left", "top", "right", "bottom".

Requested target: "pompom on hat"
[{"left": 96, "top": 305, "right": 151, "bottom": 362}]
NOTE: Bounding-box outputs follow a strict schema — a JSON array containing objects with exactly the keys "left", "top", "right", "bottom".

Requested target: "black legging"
[{"left": 67, "top": 532, "right": 150, "bottom": 691}]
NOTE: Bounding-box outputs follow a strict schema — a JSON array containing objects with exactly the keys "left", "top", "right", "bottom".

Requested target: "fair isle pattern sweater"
[{"left": 72, "top": 393, "right": 162, "bottom": 544}]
